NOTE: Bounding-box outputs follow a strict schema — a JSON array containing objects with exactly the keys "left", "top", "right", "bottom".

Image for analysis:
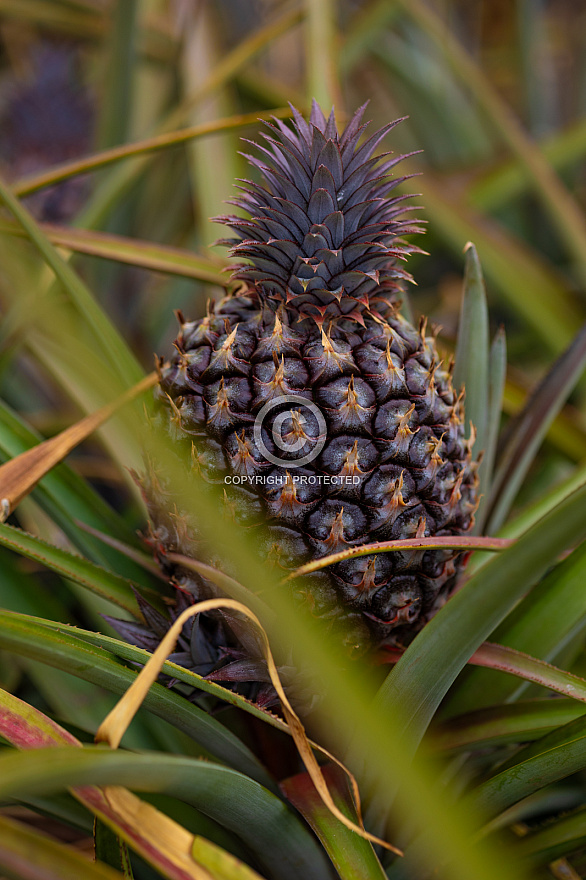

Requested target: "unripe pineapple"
[{"left": 114, "top": 103, "right": 478, "bottom": 688}]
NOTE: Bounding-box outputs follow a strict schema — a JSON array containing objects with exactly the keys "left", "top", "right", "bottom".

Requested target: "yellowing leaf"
[
  {"left": 95, "top": 599, "right": 402, "bottom": 856},
  {"left": 191, "top": 836, "right": 265, "bottom": 880},
  {"left": 0, "top": 373, "right": 157, "bottom": 521},
  {"left": 0, "top": 688, "right": 232, "bottom": 880}
]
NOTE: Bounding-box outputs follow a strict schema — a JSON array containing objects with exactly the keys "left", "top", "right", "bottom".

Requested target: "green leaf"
[
  {"left": 305, "top": 0, "right": 340, "bottom": 109},
  {"left": 0, "top": 220, "right": 228, "bottom": 285},
  {"left": 0, "top": 522, "right": 150, "bottom": 616},
  {"left": 96, "top": 0, "right": 138, "bottom": 150},
  {"left": 32, "top": 617, "right": 291, "bottom": 734},
  {"left": 486, "top": 323, "right": 586, "bottom": 533},
  {"left": 431, "top": 699, "right": 586, "bottom": 753},
  {"left": 0, "top": 610, "right": 274, "bottom": 788},
  {"left": 469, "top": 713, "right": 586, "bottom": 820},
  {"left": 0, "top": 746, "right": 333, "bottom": 880},
  {"left": 513, "top": 806, "right": 586, "bottom": 865},
  {"left": 95, "top": 820, "right": 134, "bottom": 880},
  {"left": 0, "top": 687, "right": 230, "bottom": 880},
  {"left": 453, "top": 242, "right": 489, "bottom": 446},
  {"left": 470, "top": 642, "right": 586, "bottom": 704},
  {"left": 0, "top": 175, "right": 143, "bottom": 384},
  {"left": 281, "top": 764, "right": 388, "bottom": 880},
  {"left": 364, "top": 483, "right": 586, "bottom": 801},
  {"left": 445, "top": 535, "right": 586, "bottom": 714},
  {"left": 0, "top": 813, "right": 126, "bottom": 880},
  {"left": 190, "top": 837, "right": 265, "bottom": 880},
  {"left": 476, "top": 326, "right": 507, "bottom": 532},
  {"left": 0, "top": 397, "right": 156, "bottom": 586},
  {"left": 12, "top": 109, "right": 294, "bottom": 202},
  {"left": 398, "top": 0, "right": 586, "bottom": 287},
  {"left": 411, "top": 175, "right": 577, "bottom": 352}
]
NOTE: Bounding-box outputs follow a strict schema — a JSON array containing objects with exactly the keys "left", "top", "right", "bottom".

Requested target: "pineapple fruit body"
[{"left": 126, "top": 103, "right": 478, "bottom": 681}]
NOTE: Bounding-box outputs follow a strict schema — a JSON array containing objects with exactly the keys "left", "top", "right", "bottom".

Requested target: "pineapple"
[{"left": 115, "top": 102, "right": 478, "bottom": 684}]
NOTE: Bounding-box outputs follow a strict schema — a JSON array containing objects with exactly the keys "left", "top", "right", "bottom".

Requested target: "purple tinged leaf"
[
  {"left": 262, "top": 133, "right": 312, "bottom": 179},
  {"left": 289, "top": 103, "right": 311, "bottom": 145},
  {"left": 102, "top": 616, "right": 161, "bottom": 653},
  {"left": 260, "top": 216, "right": 299, "bottom": 242},
  {"left": 133, "top": 590, "right": 170, "bottom": 638},
  {"left": 312, "top": 165, "right": 337, "bottom": 201},
  {"left": 342, "top": 200, "right": 372, "bottom": 233},
  {"left": 310, "top": 126, "right": 328, "bottom": 170},
  {"left": 338, "top": 102, "right": 369, "bottom": 153},
  {"left": 264, "top": 205, "right": 305, "bottom": 238},
  {"left": 273, "top": 198, "right": 311, "bottom": 236},
  {"left": 323, "top": 211, "right": 344, "bottom": 248},
  {"left": 344, "top": 118, "right": 405, "bottom": 177},
  {"left": 324, "top": 107, "right": 338, "bottom": 140},
  {"left": 317, "top": 140, "right": 343, "bottom": 190},
  {"left": 314, "top": 248, "right": 344, "bottom": 275},
  {"left": 261, "top": 168, "right": 307, "bottom": 210},
  {"left": 307, "top": 189, "right": 336, "bottom": 224},
  {"left": 242, "top": 242, "right": 295, "bottom": 269},
  {"left": 309, "top": 99, "right": 327, "bottom": 132},
  {"left": 206, "top": 659, "right": 271, "bottom": 683}
]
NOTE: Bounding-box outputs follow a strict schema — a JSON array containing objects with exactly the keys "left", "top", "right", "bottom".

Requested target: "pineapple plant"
[
  {"left": 1, "top": 5, "right": 586, "bottom": 880},
  {"left": 125, "top": 102, "right": 478, "bottom": 682}
]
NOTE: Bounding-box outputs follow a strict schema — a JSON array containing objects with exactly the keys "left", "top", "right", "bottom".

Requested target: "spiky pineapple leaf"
[
  {"left": 444, "top": 536, "right": 586, "bottom": 715},
  {"left": 0, "top": 176, "right": 143, "bottom": 384},
  {"left": 364, "top": 483, "right": 586, "bottom": 796},
  {"left": 0, "top": 610, "right": 273, "bottom": 787},
  {"left": 453, "top": 242, "right": 489, "bottom": 452},
  {"left": 0, "top": 747, "right": 333, "bottom": 880},
  {"left": 431, "top": 699, "right": 586, "bottom": 753},
  {"left": 475, "top": 325, "right": 507, "bottom": 532},
  {"left": 0, "top": 220, "right": 228, "bottom": 284},
  {"left": 0, "top": 813, "right": 126, "bottom": 880},
  {"left": 486, "top": 322, "right": 586, "bottom": 533},
  {"left": 469, "top": 713, "right": 586, "bottom": 820},
  {"left": 0, "top": 522, "right": 154, "bottom": 616},
  {"left": 281, "top": 764, "right": 388, "bottom": 880},
  {"left": 513, "top": 806, "right": 586, "bottom": 866}
]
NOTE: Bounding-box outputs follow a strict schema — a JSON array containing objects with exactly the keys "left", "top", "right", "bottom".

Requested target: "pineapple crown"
[{"left": 216, "top": 100, "right": 423, "bottom": 325}]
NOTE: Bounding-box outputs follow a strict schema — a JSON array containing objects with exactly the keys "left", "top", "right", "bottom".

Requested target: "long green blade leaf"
[
  {"left": 432, "top": 699, "right": 586, "bottom": 753},
  {"left": 0, "top": 220, "right": 228, "bottom": 284},
  {"left": 366, "top": 484, "right": 586, "bottom": 789},
  {"left": 514, "top": 806, "right": 586, "bottom": 865},
  {"left": 0, "top": 610, "right": 273, "bottom": 787},
  {"left": 0, "top": 813, "right": 126, "bottom": 880},
  {"left": 469, "top": 714, "right": 586, "bottom": 819},
  {"left": 445, "top": 530, "right": 586, "bottom": 714},
  {"left": 0, "top": 522, "right": 148, "bottom": 615},
  {"left": 486, "top": 323, "right": 586, "bottom": 532},
  {"left": 281, "top": 765, "right": 387, "bottom": 880},
  {"left": 453, "top": 242, "right": 489, "bottom": 449},
  {"left": 0, "top": 176, "right": 143, "bottom": 384},
  {"left": 0, "top": 747, "right": 332, "bottom": 880}
]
